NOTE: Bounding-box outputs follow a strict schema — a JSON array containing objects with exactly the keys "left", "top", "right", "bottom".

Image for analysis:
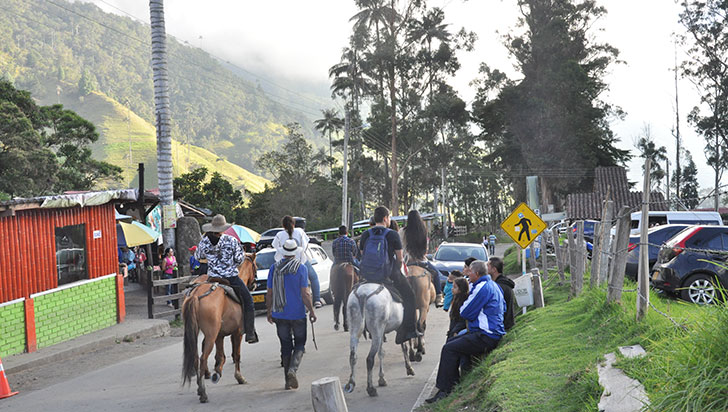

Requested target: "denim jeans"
[
  {"left": 435, "top": 332, "right": 499, "bottom": 393},
  {"left": 305, "top": 261, "right": 321, "bottom": 302},
  {"left": 273, "top": 318, "right": 307, "bottom": 357},
  {"left": 162, "top": 272, "right": 177, "bottom": 307}
]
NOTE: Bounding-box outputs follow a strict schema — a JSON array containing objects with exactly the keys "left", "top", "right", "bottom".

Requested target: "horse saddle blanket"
[
  {"left": 354, "top": 281, "right": 403, "bottom": 304},
  {"left": 183, "top": 281, "right": 240, "bottom": 304}
]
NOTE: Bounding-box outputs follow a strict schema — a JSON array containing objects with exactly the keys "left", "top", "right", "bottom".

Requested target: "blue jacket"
[
  {"left": 443, "top": 281, "right": 454, "bottom": 311},
  {"left": 460, "top": 275, "right": 506, "bottom": 340}
]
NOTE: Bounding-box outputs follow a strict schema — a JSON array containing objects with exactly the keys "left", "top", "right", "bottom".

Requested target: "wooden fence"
[{"left": 145, "top": 269, "right": 193, "bottom": 319}]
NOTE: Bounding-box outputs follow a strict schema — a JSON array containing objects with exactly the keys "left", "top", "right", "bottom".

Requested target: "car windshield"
[
  {"left": 255, "top": 252, "right": 276, "bottom": 270},
  {"left": 261, "top": 228, "right": 283, "bottom": 237},
  {"left": 435, "top": 245, "right": 486, "bottom": 261}
]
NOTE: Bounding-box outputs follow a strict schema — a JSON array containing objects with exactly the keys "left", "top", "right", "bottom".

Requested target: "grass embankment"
[
  {"left": 51, "top": 86, "right": 270, "bottom": 192},
  {"left": 422, "top": 271, "right": 728, "bottom": 412}
]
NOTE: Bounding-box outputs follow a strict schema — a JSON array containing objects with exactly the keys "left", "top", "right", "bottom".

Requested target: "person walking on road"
[
  {"left": 266, "top": 239, "right": 317, "bottom": 390},
  {"left": 488, "top": 232, "right": 497, "bottom": 255},
  {"left": 273, "top": 216, "right": 323, "bottom": 308},
  {"left": 195, "top": 214, "right": 259, "bottom": 343},
  {"left": 426, "top": 260, "right": 505, "bottom": 404}
]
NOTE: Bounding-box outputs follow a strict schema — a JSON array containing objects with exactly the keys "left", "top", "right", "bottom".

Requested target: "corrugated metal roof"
[
  {"left": 0, "top": 189, "right": 137, "bottom": 210},
  {"left": 566, "top": 167, "right": 668, "bottom": 220}
]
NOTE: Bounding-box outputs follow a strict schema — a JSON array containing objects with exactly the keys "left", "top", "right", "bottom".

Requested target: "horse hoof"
[
  {"left": 378, "top": 378, "right": 387, "bottom": 387},
  {"left": 344, "top": 382, "right": 355, "bottom": 393},
  {"left": 334, "top": 324, "right": 340, "bottom": 331},
  {"left": 199, "top": 394, "right": 208, "bottom": 403},
  {"left": 415, "top": 353, "right": 422, "bottom": 362},
  {"left": 407, "top": 367, "right": 415, "bottom": 376},
  {"left": 235, "top": 374, "right": 247, "bottom": 384},
  {"left": 204, "top": 371, "right": 211, "bottom": 379},
  {"left": 211, "top": 373, "right": 220, "bottom": 384},
  {"left": 343, "top": 326, "right": 349, "bottom": 332},
  {"left": 367, "top": 387, "right": 378, "bottom": 397}
]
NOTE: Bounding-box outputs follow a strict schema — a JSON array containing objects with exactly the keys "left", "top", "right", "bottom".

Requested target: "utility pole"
[
  {"left": 637, "top": 158, "right": 651, "bottom": 321},
  {"left": 665, "top": 159, "right": 670, "bottom": 210},
  {"left": 149, "top": 0, "right": 175, "bottom": 249},
  {"left": 342, "top": 108, "right": 350, "bottom": 227}
]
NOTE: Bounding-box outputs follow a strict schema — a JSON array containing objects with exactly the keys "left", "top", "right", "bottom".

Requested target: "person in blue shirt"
[
  {"left": 426, "top": 260, "right": 506, "bottom": 404},
  {"left": 266, "top": 239, "right": 317, "bottom": 390}
]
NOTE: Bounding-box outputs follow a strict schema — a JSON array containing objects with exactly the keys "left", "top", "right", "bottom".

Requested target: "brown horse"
[
  {"left": 406, "top": 264, "right": 435, "bottom": 362},
  {"left": 330, "top": 262, "right": 358, "bottom": 331},
  {"left": 181, "top": 253, "right": 256, "bottom": 403}
]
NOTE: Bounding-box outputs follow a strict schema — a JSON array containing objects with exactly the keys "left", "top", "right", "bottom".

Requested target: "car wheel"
[
  {"left": 680, "top": 274, "right": 718, "bottom": 305},
  {"left": 322, "top": 290, "right": 334, "bottom": 305}
]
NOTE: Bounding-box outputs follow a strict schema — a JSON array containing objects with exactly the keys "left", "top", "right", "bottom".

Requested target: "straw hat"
[{"left": 202, "top": 214, "right": 232, "bottom": 233}]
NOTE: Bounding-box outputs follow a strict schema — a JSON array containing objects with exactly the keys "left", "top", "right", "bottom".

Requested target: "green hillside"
[
  {"left": 0, "top": 0, "right": 324, "bottom": 175},
  {"left": 52, "top": 84, "right": 270, "bottom": 192}
]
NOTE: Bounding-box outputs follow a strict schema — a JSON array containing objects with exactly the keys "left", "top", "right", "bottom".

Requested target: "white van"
[{"left": 629, "top": 211, "right": 723, "bottom": 236}]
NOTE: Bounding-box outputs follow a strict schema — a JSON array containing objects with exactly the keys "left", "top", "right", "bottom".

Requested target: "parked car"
[
  {"left": 628, "top": 211, "right": 723, "bottom": 236},
  {"left": 250, "top": 244, "right": 334, "bottom": 310},
  {"left": 428, "top": 242, "right": 489, "bottom": 288},
  {"left": 651, "top": 225, "right": 728, "bottom": 304},
  {"left": 571, "top": 219, "right": 598, "bottom": 243},
  {"left": 623, "top": 224, "right": 691, "bottom": 280}
]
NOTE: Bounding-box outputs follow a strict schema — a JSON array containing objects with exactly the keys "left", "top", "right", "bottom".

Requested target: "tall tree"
[
  {"left": 680, "top": 0, "right": 728, "bottom": 209},
  {"left": 313, "top": 109, "right": 344, "bottom": 175},
  {"left": 471, "top": 0, "right": 630, "bottom": 206},
  {"left": 672, "top": 150, "right": 699, "bottom": 209},
  {"left": 634, "top": 124, "right": 668, "bottom": 192},
  {"left": 149, "top": 0, "right": 175, "bottom": 249}
]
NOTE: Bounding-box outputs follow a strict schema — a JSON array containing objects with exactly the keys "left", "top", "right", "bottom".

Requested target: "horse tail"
[{"left": 182, "top": 295, "right": 200, "bottom": 386}]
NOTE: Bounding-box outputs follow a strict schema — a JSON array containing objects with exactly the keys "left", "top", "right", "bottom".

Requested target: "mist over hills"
[{"left": 0, "top": 0, "right": 330, "bottom": 187}]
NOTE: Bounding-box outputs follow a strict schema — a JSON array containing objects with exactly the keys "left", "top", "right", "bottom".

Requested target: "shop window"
[{"left": 55, "top": 224, "right": 88, "bottom": 285}]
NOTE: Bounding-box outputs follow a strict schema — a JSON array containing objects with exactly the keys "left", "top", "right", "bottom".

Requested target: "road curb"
[
  {"left": 4, "top": 319, "right": 170, "bottom": 375},
  {"left": 411, "top": 364, "right": 439, "bottom": 411}
]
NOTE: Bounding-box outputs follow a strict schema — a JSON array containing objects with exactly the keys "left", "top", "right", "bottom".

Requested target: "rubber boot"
[
  {"left": 243, "top": 304, "right": 259, "bottom": 344},
  {"left": 282, "top": 356, "right": 292, "bottom": 390},
  {"left": 286, "top": 350, "right": 304, "bottom": 389}
]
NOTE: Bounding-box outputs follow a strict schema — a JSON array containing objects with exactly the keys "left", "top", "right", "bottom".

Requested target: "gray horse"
[{"left": 344, "top": 283, "right": 415, "bottom": 397}]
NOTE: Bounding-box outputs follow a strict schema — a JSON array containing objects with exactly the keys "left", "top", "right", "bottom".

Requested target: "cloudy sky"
[{"left": 87, "top": 0, "right": 718, "bottom": 192}]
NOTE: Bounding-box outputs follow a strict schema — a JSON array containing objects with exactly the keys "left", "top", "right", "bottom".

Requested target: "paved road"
[{"left": 3, "top": 300, "right": 449, "bottom": 412}]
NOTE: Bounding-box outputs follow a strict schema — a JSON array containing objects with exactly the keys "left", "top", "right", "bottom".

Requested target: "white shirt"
[{"left": 272, "top": 228, "right": 310, "bottom": 263}]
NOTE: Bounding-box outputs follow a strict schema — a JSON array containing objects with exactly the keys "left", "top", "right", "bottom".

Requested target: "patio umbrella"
[
  {"left": 117, "top": 221, "right": 160, "bottom": 247},
  {"left": 223, "top": 225, "right": 261, "bottom": 244}
]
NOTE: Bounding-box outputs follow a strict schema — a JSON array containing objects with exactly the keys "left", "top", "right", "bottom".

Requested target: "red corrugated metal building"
[{"left": 0, "top": 190, "right": 135, "bottom": 303}]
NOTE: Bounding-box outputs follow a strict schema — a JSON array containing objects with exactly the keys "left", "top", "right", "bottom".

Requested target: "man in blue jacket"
[{"left": 426, "top": 260, "right": 506, "bottom": 403}]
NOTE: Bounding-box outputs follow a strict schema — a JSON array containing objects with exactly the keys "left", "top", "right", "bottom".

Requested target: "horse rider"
[
  {"left": 332, "top": 225, "right": 360, "bottom": 272},
  {"left": 266, "top": 239, "right": 317, "bottom": 390},
  {"left": 359, "top": 206, "right": 422, "bottom": 345},
  {"left": 400, "top": 209, "right": 445, "bottom": 307},
  {"left": 195, "top": 214, "right": 259, "bottom": 344}
]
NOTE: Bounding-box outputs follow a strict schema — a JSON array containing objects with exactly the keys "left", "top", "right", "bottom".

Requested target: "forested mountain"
[{"left": 0, "top": 0, "right": 323, "bottom": 177}]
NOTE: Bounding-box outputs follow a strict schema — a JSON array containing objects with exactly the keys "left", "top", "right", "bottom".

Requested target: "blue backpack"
[{"left": 360, "top": 228, "right": 391, "bottom": 282}]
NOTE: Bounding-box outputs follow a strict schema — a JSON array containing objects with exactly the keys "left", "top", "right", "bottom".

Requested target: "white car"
[{"left": 250, "top": 244, "right": 333, "bottom": 310}]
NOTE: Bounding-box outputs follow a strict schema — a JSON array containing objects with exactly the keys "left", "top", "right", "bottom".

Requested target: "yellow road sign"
[{"left": 500, "top": 202, "right": 547, "bottom": 249}]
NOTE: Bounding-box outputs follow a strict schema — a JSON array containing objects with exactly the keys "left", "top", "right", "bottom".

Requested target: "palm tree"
[
  {"left": 314, "top": 109, "right": 344, "bottom": 175},
  {"left": 149, "top": 0, "right": 175, "bottom": 248}
]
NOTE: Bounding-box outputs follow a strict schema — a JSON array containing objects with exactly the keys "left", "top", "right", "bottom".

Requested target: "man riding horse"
[
  {"left": 358, "top": 206, "right": 421, "bottom": 344},
  {"left": 195, "top": 214, "right": 259, "bottom": 343}
]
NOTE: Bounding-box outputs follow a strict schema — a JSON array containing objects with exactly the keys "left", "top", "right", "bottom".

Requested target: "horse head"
[{"left": 238, "top": 253, "right": 257, "bottom": 290}]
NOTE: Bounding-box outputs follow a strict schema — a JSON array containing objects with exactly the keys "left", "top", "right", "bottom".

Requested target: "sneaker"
[
  {"left": 425, "top": 390, "right": 449, "bottom": 404},
  {"left": 435, "top": 294, "right": 444, "bottom": 308},
  {"left": 314, "top": 301, "right": 322, "bottom": 309}
]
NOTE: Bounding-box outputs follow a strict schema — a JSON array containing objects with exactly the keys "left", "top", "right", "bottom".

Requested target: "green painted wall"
[
  {"left": 0, "top": 300, "right": 26, "bottom": 357},
  {"left": 34, "top": 276, "right": 117, "bottom": 349}
]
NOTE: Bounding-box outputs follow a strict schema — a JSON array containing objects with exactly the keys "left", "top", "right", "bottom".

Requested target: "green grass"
[
  {"left": 49, "top": 83, "right": 270, "bottom": 193},
  {"left": 422, "top": 269, "right": 722, "bottom": 412}
]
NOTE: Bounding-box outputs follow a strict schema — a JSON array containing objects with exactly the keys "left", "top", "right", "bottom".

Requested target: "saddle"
[
  {"left": 183, "top": 280, "right": 240, "bottom": 304},
  {"left": 354, "top": 280, "right": 403, "bottom": 304},
  {"left": 407, "top": 261, "right": 435, "bottom": 278}
]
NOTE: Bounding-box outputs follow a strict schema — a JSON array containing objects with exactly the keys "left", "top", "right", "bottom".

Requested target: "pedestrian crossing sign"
[{"left": 500, "top": 202, "right": 547, "bottom": 249}]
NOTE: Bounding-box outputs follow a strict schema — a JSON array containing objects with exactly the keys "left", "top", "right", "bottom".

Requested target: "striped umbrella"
[
  {"left": 223, "top": 225, "right": 261, "bottom": 244},
  {"left": 117, "top": 221, "right": 160, "bottom": 247}
]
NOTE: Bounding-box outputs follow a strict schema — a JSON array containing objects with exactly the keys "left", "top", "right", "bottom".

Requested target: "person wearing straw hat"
[
  {"left": 195, "top": 214, "right": 259, "bottom": 343},
  {"left": 266, "top": 238, "right": 317, "bottom": 390}
]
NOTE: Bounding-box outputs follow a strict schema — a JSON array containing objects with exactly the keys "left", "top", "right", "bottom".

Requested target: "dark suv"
[
  {"left": 652, "top": 225, "right": 728, "bottom": 304},
  {"left": 624, "top": 224, "right": 691, "bottom": 280}
]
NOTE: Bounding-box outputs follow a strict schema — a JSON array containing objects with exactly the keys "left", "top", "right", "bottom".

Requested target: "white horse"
[{"left": 344, "top": 283, "right": 415, "bottom": 397}]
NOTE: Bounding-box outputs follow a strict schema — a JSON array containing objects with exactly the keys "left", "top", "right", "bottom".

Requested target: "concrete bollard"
[{"left": 311, "top": 376, "right": 348, "bottom": 412}]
